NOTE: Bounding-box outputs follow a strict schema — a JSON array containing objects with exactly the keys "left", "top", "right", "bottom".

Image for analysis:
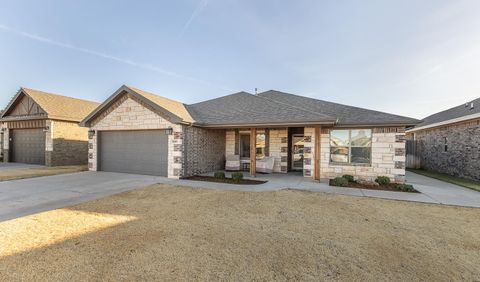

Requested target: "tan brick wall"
[
  {"left": 48, "top": 120, "right": 90, "bottom": 166},
  {"left": 88, "top": 96, "right": 182, "bottom": 178},
  {"left": 319, "top": 127, "right": 406, "bottom": 183},
  {"left": 225, "top": 130, "right": 235, "bottom": 156}
]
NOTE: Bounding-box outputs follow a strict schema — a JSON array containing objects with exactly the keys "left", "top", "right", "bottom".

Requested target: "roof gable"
[
  {"left": 257, "top": 90, "right": 420, "bottom": 126},
  {"left": 1, "top": 88, "right": 99, "bottom": 122},
  {"left": 80, "top": 85, "right": 192, "bottom": 126}
]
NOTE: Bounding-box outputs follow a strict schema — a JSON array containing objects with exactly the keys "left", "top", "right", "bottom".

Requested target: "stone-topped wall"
[
  {"left": 320, "top": 127, "right": 406, "bottom": 183},
  {"left": 88, "top": 95, "right": 182, "bottom": 178},
  {"left": 414, "top": 119, "right": 480, "bottom": 181},
  {"left": 184, "top": 127, "right": 225, "bottom": 177}
]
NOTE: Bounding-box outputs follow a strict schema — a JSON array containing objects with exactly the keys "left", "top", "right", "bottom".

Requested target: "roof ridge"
[
  {"left": 252, "top": 92, "right": 337, "bottom": 121},
  {"left": 260, "top": 90, "right": 417, "bottom": 120},
  {"left": 21, "top": 87, "right": 98, "bottom": 104}
]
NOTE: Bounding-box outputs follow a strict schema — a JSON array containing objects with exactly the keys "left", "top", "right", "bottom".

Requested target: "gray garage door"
[
  {"left": 11, "top": 129, "right": 46, "bottom": 165},
  {"left": 99, "top": 130, "right": 168, "bottom": 176}
]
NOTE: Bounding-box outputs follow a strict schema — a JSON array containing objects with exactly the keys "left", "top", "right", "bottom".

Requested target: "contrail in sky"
[
  {"left": 178, "top": 0, "right": 209, "bottom": 39},
  {"left": 0, "top": 23, "right": 232, "bottom": 92}
]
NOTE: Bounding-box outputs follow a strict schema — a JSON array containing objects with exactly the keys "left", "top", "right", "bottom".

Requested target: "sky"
[{"left": 1, "top": 0, "right": 480, "bottom": 119}]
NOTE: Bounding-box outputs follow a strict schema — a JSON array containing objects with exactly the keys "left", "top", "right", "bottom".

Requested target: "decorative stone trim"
[
  {"left": 174, "top": 132, "right": 183, "bottom": 140},
  {"left": 374, "top": 127, "right": 406, "bottom": 133},
  {"left": 395, "top": 148, "right": 405, "bottom": 156},
  {"left": 173, "top": 144, "right": 182, "bottom": 151},
  {"left": 281, "top": 156, "right": 287, "bottom": 162},
  {"left": 304, "top": 158, "right": 311, "bottom": 165},
  {"left": 174, "top": 156, "right": 182, "bottom": 164},
  {"left": 395, "top": 135, "right": 406, "bottom": 142},
  {"left": 281, "top": 146, "right": 288, "bottom": 153}
]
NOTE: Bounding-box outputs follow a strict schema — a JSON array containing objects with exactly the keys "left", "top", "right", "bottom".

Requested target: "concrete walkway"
[
  {"left": 158, "top": 171, "right": 480, "bottom": 208},
  {"left": 0, "top": 171, "right": 164, "bottom": 222}
]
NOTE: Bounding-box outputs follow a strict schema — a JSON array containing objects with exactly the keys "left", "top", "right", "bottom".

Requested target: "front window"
[{"left": 330, "top": 129, "right": 372, "bottom": 164}]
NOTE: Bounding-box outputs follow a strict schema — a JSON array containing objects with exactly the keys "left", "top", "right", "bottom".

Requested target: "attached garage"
[
  {"left": 10, "top": 128, "right": 46, "bottom": 165},
  {"left": 98, "top": 130, "right": 168, "bottom": 176}
]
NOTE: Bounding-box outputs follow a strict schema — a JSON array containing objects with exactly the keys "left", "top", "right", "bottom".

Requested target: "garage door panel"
[
  {"left": 99, "top": 130, "right": 168, "bottom": 176},
  {"left": 11, "top": 129, "right": 46, "bottom": 165}
]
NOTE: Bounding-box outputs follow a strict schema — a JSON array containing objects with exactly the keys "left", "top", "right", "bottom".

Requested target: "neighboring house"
[
  {"left": 1, "top": 87, "right": 99, "bottom": 166},
  {"left": 81, "top": 85, "right": 418, "bottom": 183},
  {"left": 406, "top": 98, "right": 480, "bottom": 181}
]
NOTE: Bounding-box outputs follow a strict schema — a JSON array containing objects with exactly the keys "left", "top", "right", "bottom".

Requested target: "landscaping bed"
[
  {"left": 329, "top": 175, "right": 419, "bottom": 193},
  {"left": 186, "top": 175, "right": 267, "bottom": 185}
]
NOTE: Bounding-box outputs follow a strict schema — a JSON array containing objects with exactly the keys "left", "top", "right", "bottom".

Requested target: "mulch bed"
[
  {"left": 186, "top": 175, "right": 267, "bottom": 185},
  {"left": 329, "top": 180, "right": 419, "bottom": 193}
]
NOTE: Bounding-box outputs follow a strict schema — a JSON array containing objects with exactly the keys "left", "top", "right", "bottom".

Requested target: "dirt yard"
[
  {"left": 0, "top": 165, "right": 86, "bottom": 181},
  {"left": 0, "top": 184, "right": 479, "bottom": 281}
]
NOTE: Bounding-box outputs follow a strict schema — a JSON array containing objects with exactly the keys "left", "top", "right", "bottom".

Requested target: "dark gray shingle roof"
[
  {"left": 257, "top": 90, "right": 420, "bottom": 126},
  {"left": 415, "top": 97, "right": 480, "bottom": 128},
  {"left": 186, "top": 92, "right": 337, "bottom": 126}
]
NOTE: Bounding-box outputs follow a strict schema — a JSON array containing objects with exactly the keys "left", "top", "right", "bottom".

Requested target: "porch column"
[
  {"left": 314, "top": 126, "right": 321, "bottom": 181},
  {"left": 250, "top": 128, "right": 256, "bottom": 177}
]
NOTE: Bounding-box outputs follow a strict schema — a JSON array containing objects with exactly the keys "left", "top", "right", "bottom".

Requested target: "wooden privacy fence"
[{"left": 406, "top": 139, "right": 421, "bottom": 169}]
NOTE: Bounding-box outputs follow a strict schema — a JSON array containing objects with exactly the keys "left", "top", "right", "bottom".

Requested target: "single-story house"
[
  {"left": 406, "top": 97, "right": 480, "bottom": 181},
  {"left": 81, "top": 85, "right": 419, "bottom": 183},
  {"left": 1, "top": 87, "right": 99, "bottom": 166}
]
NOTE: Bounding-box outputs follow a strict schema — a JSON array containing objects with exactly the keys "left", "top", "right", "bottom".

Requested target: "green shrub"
[
  {"left": 214, "top": 171, "right": 226, "bottom": 179},
  {"left": 396, "top": 184, "right": 415, "bottom": 192},
  {"left": 331, "top": 177, "right": 349, "bottom": 187},
  {"left": 342, "top": 174, "right": 355, "bottom": 182},
  {"left": 231, "top": 172, "right": 244, "bottom": 183},
  {"left": 375, "top": 176, "right": 391, "bottom": 185}
]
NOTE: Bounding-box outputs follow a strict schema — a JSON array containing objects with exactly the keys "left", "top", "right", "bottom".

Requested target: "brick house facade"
[{"left": 81, "top": 85, "right": 417, "bottom": 182}]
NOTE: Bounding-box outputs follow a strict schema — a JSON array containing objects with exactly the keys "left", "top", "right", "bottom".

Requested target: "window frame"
[{"left": 330, "top": 129, "right": 373, "bottom": 165}]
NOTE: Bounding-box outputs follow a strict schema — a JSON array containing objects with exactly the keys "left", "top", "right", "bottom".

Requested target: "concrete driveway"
[{"left": 0, "top": 171, "right": 164, "bottom": 222}]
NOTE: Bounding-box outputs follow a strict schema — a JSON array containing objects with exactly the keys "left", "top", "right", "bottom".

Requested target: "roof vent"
[{"left": 471, "top": 102, "right": 474, "bottom": 110}]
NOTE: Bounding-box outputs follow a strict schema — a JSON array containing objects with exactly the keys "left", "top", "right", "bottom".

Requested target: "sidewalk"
[{"left": 154, "top": 171, "right": 480, "bottom": 208}]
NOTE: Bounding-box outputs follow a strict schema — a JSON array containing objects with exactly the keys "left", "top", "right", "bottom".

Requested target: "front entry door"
[{"left": 291, "top": 134, "right": 305, "bottom": 170}]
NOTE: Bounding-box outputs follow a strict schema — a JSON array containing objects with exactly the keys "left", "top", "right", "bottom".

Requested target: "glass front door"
[{"left": 291, "top": 134, "right": 305, "bottom": 170}]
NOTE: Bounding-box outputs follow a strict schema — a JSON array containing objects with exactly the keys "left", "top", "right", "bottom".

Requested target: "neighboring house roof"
[
  {"left": 257, "top": 90, "right": 420, "bottom": 126},
  {"left": 186, "top": 92, "right": 337, "bottom": 126},
  {"left": 410, "top": 97, "right": 480, "bottom": 131},
  {"left": 1, "top": 87, "right": 100, "bottom": 122},
  {"left": 81, "top": 85, "right": 194, "bottom": 126}
]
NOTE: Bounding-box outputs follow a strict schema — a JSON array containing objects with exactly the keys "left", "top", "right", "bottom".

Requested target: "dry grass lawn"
[
  {"left": 0, "top": 165, "right": 87, "bottom": 181},
  {"left": 0, "top": 184, "right": 479, "bottom": 281}
]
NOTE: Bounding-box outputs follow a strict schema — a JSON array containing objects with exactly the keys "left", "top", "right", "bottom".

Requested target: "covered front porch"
[{"left": 223, "top": 126, "right": 323, "bottom": 181}]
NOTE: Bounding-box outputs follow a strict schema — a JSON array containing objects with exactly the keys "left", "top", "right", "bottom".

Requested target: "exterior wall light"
[
  {"left": 165, "top": 127, "right": 173, "bottom": 135},
  {"left": 43, "top": 126, "right": 50, "bottom": 132},
  {"left": 88, "top": 130, "right": 96, "bottom": 138}
]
